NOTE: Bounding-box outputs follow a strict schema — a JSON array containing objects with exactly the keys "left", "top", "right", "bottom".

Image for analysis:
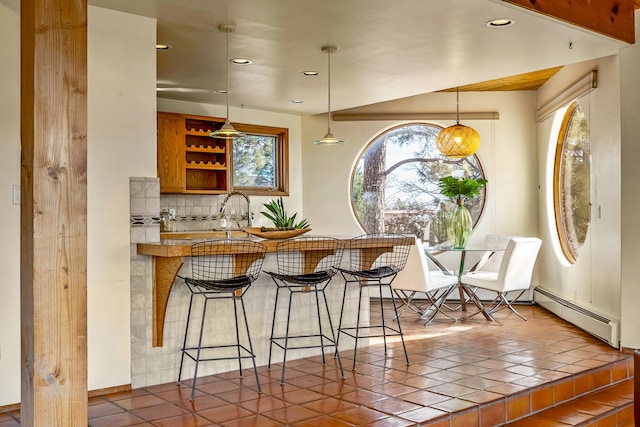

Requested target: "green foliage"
[
  {"left": 260, "top": 197, "right": 310, "bottom": 230},
  {"left": 351, "top": 168, "right": 364, "bottom": 218},
  {"left": 438, "top": 176, "right": 488, "bottom": 200},
  {"left": 233, "top": 135, "right": 275, "bottom": 187}
]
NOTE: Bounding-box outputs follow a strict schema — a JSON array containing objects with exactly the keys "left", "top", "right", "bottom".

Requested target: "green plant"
[
  {"left": 260, "top": 197, "right": 310, "bottom": 230},
  {"left": 438, "top": 176, "right": 488, "bottom": 202}
]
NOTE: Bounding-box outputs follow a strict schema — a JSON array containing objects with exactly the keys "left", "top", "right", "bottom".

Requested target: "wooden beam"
[
  {"left": 20, "top": 0, "right": 88, "bottom": 425},
  {"left": 503, "top": 0, "right": 636, "bottom": 44},
  {"left": 332, "top": 112, "right": 499, "bottom": 122}
]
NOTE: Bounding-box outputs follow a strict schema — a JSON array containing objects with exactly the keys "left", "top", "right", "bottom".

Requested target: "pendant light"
[
  {"left": 435, "top": 87, "right": 480, "bottom": 158},
  {"left": 210, "top": 24, "right": 245, "bottom": 139},
  {"left": 314, "top": 45, "right": 344, "bottom": 145}
]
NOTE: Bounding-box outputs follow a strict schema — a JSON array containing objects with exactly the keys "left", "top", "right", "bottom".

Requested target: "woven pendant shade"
[
  {"left": 436, "top": 87, "right": 480, "bottom": 158},
  {"left": 435, "top": 124, "right": 480, "bottom": 158}
]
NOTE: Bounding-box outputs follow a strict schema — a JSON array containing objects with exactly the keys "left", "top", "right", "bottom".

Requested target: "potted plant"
[
  {"left": 260, "top": 197, "right": 310, "bottom": 231},
  {"left": 438, "top": 175, "right": 487, "bottom": 248}
]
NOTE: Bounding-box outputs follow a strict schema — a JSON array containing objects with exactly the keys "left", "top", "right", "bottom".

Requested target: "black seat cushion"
[
  {"left": 340, "top": 265, "right": 400, "bottom": 279},
  {"left": 183, "top": 275, "right": 252, "bottom": 291},
  {"left": 267, "top": 270, "right": 334, "bottom": 285}
]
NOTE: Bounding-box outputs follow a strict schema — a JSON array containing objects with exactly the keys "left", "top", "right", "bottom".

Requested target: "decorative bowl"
[{"left": 243, "top": 227, "right": 311, "bottom": 240}]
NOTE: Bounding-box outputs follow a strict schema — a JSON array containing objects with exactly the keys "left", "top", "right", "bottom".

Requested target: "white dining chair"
[
  {"left": 392, "top": 238, "right": 459, "bottom": 324},
  {"left": 460, "top": 237, "right": 542, "bottom": 321},
  {"left": 469, "top": 234, "right": 522, "bottom": 273}
]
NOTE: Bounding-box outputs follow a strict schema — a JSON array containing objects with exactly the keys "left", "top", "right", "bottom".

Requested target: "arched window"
[
  {"left": 554, "top": 101, "right": 591, "bottom": 263},
  {"left": 350, "top": 123, "right": 486, "bottom": 247}
]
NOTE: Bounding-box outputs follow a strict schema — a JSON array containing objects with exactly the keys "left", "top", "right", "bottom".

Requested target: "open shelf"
[{"left": 158, "top": 112, "right": 229, "bottom": 194}]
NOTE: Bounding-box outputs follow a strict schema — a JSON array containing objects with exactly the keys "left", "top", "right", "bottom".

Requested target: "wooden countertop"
[
  {"left": 140, "top": 231, "right": 280, "bottom": 256},
  {"left": 140, "top": 232, "right": 416, "bottom": 257}
]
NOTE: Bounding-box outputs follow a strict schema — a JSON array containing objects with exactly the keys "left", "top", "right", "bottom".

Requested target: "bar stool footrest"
[
  {"left": 181, "top": 344, "right": 257, "bottom": 363},
  {"left": 339, "top": 325, "right": 404, "bottom": 340},
  {"left": 270, "top": 334, "right": 339, "bottom": 352}
]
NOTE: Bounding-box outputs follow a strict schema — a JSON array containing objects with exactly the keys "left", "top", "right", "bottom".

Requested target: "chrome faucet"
[{"left": 219, "top": 190, "right": 252, "bottom": 228}]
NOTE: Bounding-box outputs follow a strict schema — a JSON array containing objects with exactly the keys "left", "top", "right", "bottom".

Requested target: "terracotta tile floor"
[{"left": 0, "top": 302, "right": 633, "bottom": 426}]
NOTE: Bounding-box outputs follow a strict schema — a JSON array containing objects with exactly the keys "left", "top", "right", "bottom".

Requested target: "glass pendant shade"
[
  {"left": 210, "top": 24, "right": 245, "bottom": 140},
  {"left": 211, "top": 119, "right": 244, "bottom": 139},
  {"left": 315, "top": 131, "right": 343, "bottom": 145},
  {"left": 314, "top": 45, "right": 344, "bottom": 145},
  {"left": 436, "top": 87, "right": 479, "bottom": 158}
]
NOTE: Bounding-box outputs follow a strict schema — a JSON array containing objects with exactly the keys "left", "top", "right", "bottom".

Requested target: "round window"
[
  {"left": 554, "top": 101, "right": 591, "bottom": 263},
  {"left": 350, "top": 123, "right": 486, "bottom": 247}
]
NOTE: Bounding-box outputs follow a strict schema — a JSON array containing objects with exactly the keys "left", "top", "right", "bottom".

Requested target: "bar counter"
[{"left": 137, "top": 231, "right": 412, "bottom": 347}]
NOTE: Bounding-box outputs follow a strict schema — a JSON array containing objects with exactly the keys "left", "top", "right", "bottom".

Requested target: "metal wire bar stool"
[
  {"left": 337, "top": 233, "right": 413, "bottom": 371},
  {"left": 265, "top": 236, "right": 346, "bottom": 384},
  {"left": 177, "top": 239, "right": 267, "bottom": 400}
]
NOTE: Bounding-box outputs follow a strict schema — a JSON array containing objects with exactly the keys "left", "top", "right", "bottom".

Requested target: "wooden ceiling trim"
[
  {"left": 440, "top": 66, "right": 563, "bottom": 92},
  {"left": 503, "top": 0, "right": 636, "bottom": 44}
]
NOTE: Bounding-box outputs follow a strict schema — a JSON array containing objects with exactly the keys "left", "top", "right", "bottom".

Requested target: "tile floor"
[{"left": 0, "top": 302, "right": 634, "bottom": 426}]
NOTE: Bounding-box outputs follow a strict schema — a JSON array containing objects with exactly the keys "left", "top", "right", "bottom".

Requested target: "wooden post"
[
  {"left": 20, "top": 0, "right": 88, "bottom": 425},
  {"left": 635, "top": 349, "right": 640, "bottom": 426},
  {"left": 502, "top": 0, "right": 636, "bottom": 44}
]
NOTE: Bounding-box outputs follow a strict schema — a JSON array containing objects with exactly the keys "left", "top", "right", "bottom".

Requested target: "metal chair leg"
[
  {"left": 321, "top": 288, "right": 345, "bottom": 379},
  {"left": 351, "top": 283, "right": 365, "bottom": 372},
  {"left": 239, "top": 297, "right": 262, "bottom": 393},
  {"left": 267, "top": 286, "right": 281, "bottom": 371},
  {"left": 190, "top": 297, "right": 209, "bottom": 401},
  {"left": 280, "top": 289, "right": 295, "bottom": 385},
  {"left": 387, "top": 284, "right": 409, "bottom": 366},
  {"left": 177, "top": 292, "right": 195, "bottom": 384}
]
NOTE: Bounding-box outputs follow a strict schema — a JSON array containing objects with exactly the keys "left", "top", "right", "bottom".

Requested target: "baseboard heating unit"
[{"left": 533, "top": 287, "right": 620, "bottom": 348}]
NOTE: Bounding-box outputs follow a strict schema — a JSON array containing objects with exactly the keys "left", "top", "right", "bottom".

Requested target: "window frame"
[
  {"left": 553, "top": 101, "right": 590, "bottom": 264},
  {"left": 231, "top": 123, "right": 289, "bottom": 196}
]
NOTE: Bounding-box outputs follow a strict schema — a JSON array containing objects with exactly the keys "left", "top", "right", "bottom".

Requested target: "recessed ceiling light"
[
  {"left": 486, "top": 18, "right": 514, "bottom": 28},
  {"left": 301, "top": 71, "right": 319, "bottom": 76},
  {"left": 231, "top": 58, "right": 252, "bottom": 65},
  {"left": 156, "top": 44, "right": 172, "bottom": 50},
  {"left": 214, "top": 89, "right": 228, "bottom": 94},
  {"left": 290, "top": 100, "right": 304, "bottom": 104}
]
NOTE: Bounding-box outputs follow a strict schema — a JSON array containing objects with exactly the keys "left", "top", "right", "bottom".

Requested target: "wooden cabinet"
[{"left": 157, "top": 112, "right": 229, "bottom": 194}]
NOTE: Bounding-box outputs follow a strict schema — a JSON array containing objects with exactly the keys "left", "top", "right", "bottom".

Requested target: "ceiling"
[{"left": 88, "top": 0, "right": 631, "bottom": 116}]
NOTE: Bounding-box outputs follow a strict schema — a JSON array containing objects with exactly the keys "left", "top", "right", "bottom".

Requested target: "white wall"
[
  {"left": 87, "top": 7, "right": 157, "bottom": 391},
  {"left": 0, "top": 0, "right": 22, "bottom": 407},
  {"left": 534, "top": 12, "right": 640, "bottom": 350},
  {"left": 0, "top": 4, "right": 157, "bottom": 406},
  {"left": 529, "top": 11, "right": 640, "bottom": 350},
  {"left": 619, "top": 10, "right": 640, "bottom": 349},
  {"left": 535, "top": 57, "right": 623, "bottom": 327},
  {"left": 300, "top": 91, "right": 539, "bottom": 250}
]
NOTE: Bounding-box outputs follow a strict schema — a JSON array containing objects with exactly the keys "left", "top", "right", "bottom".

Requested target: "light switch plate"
[{"left": 12, "top": 185, "right": 20, "bottom": 205}]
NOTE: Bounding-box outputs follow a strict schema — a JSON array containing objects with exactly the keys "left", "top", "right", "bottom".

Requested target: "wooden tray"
[{"left": 243, "top": 227, "right": 311, "bottom": 240}]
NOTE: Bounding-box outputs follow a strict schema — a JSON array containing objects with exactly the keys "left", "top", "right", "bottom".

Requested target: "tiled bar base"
[{"left": 129, "top": 177, "right": 368, "bottom": 390}]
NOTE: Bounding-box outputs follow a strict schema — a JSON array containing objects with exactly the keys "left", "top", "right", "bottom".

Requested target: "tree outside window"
[
  {"left": 233, "top": 134, "right": 276, "bottom": 188},
  {"left": 350, "top": 123, "right": 486, "bottom": 247},
  {"left": 231, "top": 124, "right": 289, "bottom": 195}
]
